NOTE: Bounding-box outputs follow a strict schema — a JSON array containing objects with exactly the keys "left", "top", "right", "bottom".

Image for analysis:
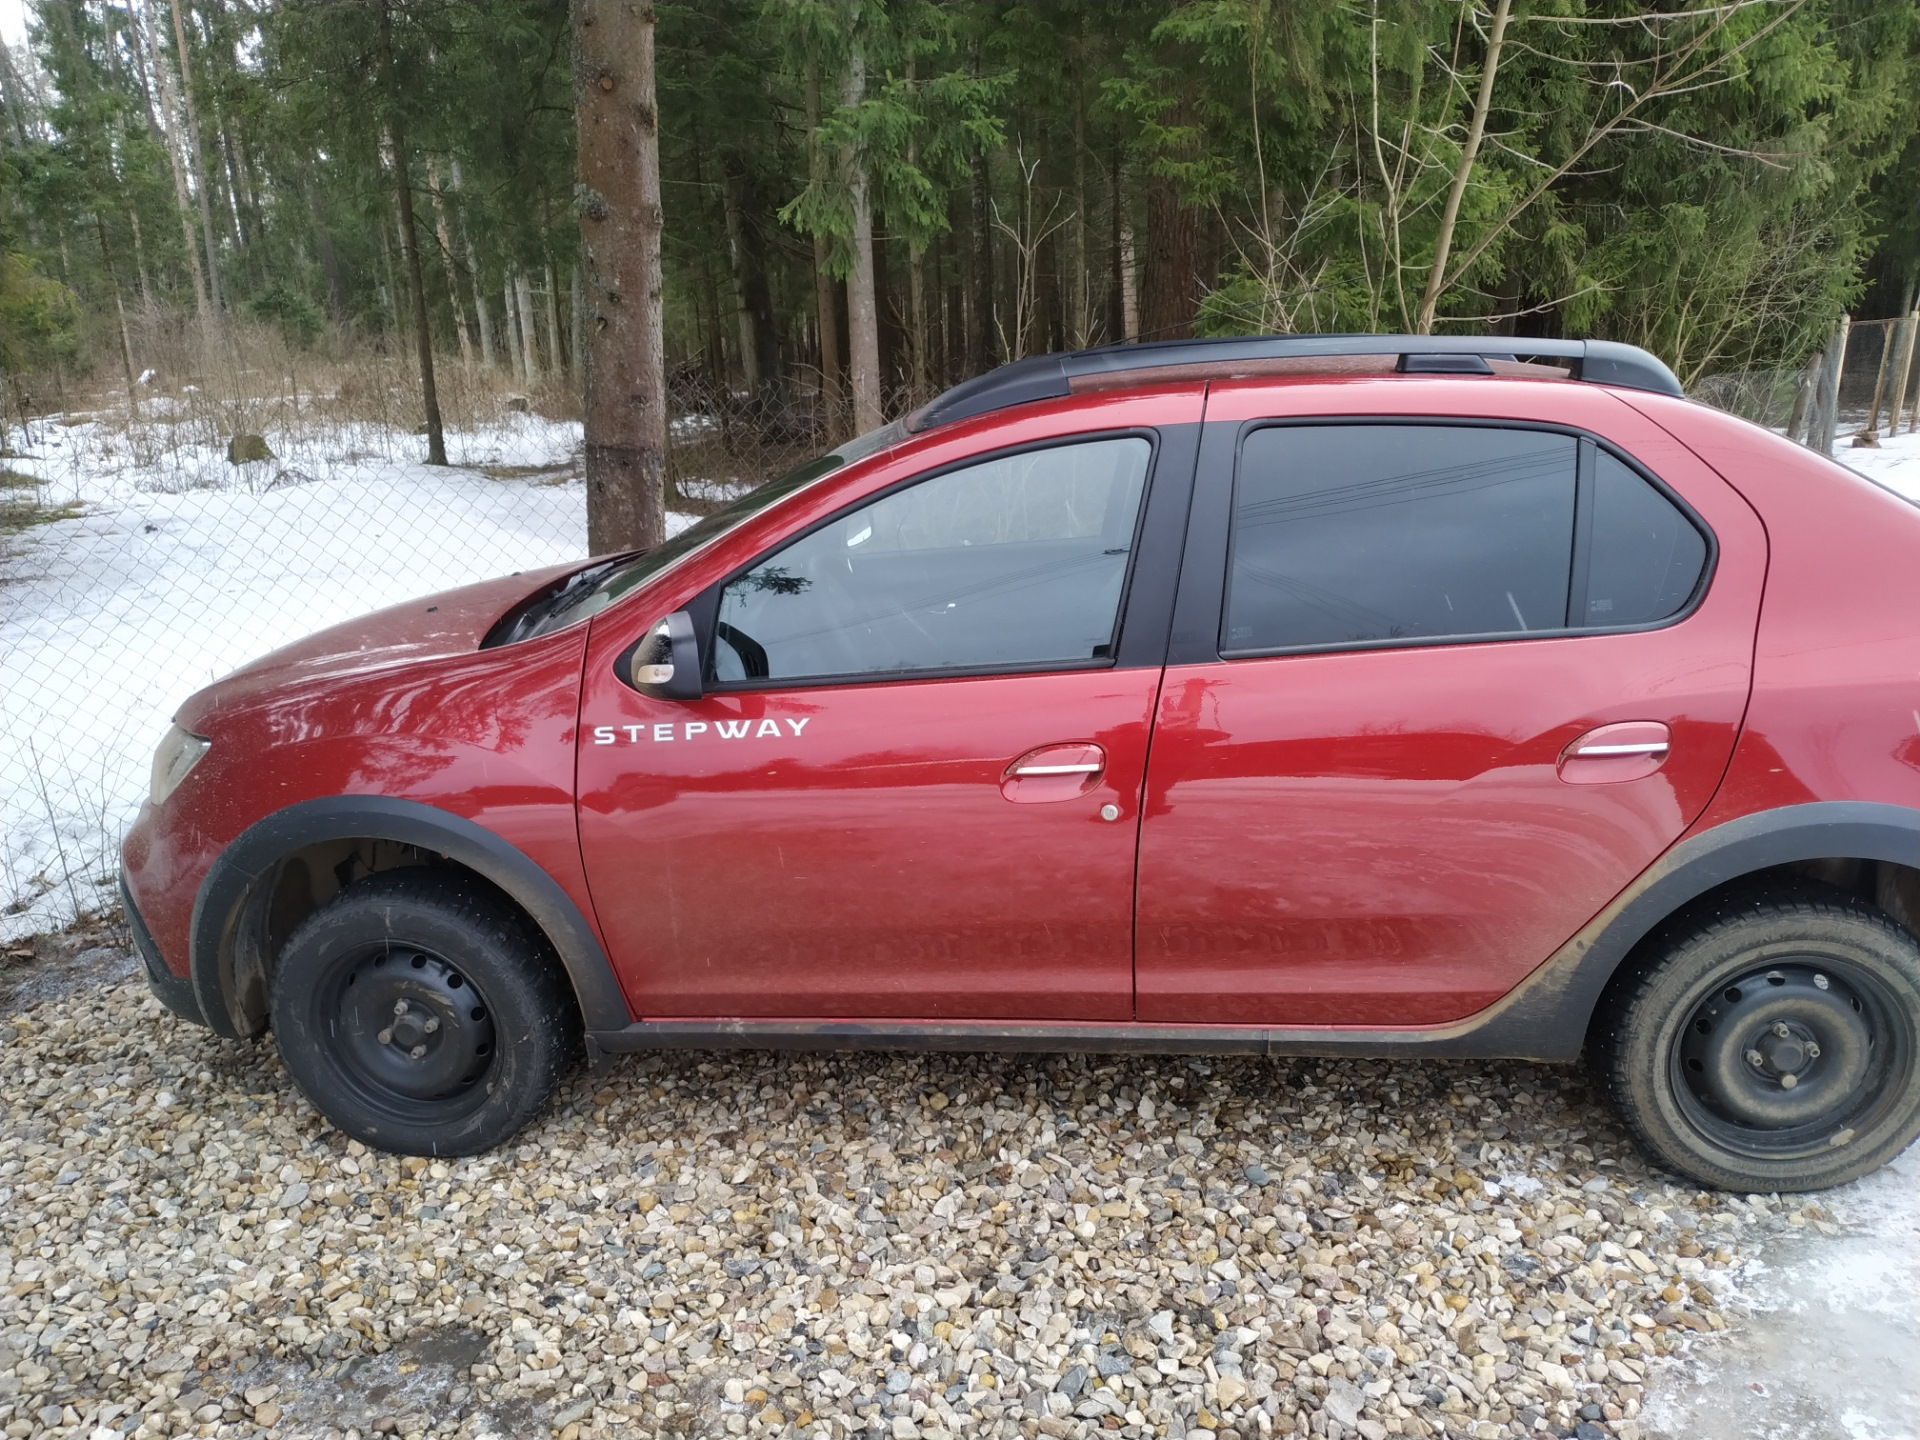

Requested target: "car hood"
[{"left": 174, "top": 562, "right": 585, "bottom": 731}]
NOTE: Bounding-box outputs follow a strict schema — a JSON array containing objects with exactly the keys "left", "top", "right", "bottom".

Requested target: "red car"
[{"left": 122, "top": 335, "right": 1920, "bottom": 1189}]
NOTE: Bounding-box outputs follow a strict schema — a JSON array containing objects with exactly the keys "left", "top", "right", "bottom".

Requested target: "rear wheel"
[
  {"left": 270, "top": 870, "right": 577, "bottom": 1156},
  {"left": 1597, "top": 892, "right": 1920, "bottom": 1192}
]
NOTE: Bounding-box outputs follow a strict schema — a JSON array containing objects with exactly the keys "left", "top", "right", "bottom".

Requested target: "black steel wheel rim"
[
  {"left": 317, "top": 942, "right": 498, "bottom": 1121},
  {"left": 1670, "top": 953, "right": 1911, "bottom": 1161}
]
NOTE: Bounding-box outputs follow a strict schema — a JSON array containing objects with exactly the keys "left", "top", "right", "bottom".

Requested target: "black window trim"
[
  {"left": 1214, "top": 415, "right": 1718, "bottom": 662},
  {"left": 688, "top": 427, "right": 1171, "bottom": 694}
]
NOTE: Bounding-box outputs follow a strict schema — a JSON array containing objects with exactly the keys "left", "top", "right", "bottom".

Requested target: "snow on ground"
[
  {"left": 1836, "top": 421, "right": 1920, "bottom": 504},
  {"left": 1638, "top": 1142, "right": 1919, "bottom": 1440},
  {"left": 1, "top": 408, "right": 699, "bottom": 939}
]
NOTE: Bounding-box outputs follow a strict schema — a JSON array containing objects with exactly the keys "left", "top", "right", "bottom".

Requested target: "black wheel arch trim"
[
  {"left": 189, "top": 795, "right": 633, "bottom": 1040},
  {"left": 582, "top": 802, "right": 1920, "bottom": 1064}
]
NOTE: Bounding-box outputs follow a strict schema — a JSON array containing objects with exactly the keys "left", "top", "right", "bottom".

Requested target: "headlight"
[{"left": 150, "top": 724, "right": 210, "bottom": 806}]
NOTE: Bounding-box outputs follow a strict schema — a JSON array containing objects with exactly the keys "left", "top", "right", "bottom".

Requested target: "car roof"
[{"left": 907, "top": 334, "right": 1684, "bottom": 434}]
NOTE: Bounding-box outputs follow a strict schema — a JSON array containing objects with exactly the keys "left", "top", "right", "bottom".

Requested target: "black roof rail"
[{"left": 907, "top": 333, "right": 1684, "bottom": 432}]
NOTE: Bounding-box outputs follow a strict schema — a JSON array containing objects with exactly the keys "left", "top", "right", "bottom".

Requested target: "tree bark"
[
  {"left": 841, "top": 43, "right": 882, "bottom": 434},
  {"left": 377, "top": 0, "right": 446, "bottom": 465},
  {"left": 574, "top": 0, "right": 667, "bottom": 553},
  {"left": 1416, "top": 0, "right": 1513, "bottom": 334},
  {"left": 1140, "top": 172, "right": 1194, "bottom": 341},
  {"left": 166, "top": 0, "right": 223, "bottom": 314}
]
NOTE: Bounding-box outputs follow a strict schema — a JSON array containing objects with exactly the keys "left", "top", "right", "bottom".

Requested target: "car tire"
[
  {"left": 1595, "top": 890, "right": 1920, "bottom": 1192},
  {"left": 270, "top": 869, "right": 578, "bottom": 1157}
]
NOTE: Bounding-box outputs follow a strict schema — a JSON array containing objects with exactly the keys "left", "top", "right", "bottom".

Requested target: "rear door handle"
[
  {"left": 1002, "top": 743, "right": 1106, "bottom": 803},
  {"left": 1558, "top": 721, "right": 1672, "bottom": 784}
]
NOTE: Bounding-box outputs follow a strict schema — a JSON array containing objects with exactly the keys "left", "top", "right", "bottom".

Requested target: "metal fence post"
[
  {"left": 1815, "top": 315, "right": 1849, "bottom": 456},
  {"left": 1885, "top": 311, "right": 1918, "bottom": 441}
]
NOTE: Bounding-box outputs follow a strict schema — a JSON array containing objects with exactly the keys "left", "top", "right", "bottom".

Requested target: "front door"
[
  {"left": 578, "top": 428, "right": 1190, "bottom": 1020},
  {"left": 1136, "top": 400, "right": 1766, "bottom": 1027}
]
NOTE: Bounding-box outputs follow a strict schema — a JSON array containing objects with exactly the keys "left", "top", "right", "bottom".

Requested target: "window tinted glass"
[
  {"left": 1583, "top": 450, "right": 1706, "bottom": 625},
  {"left": 1225, "top": 425, "right": 1576, "bottom": 652},
  {"left": 714, "top": 436, "right": 1151, "bottom": 682}
]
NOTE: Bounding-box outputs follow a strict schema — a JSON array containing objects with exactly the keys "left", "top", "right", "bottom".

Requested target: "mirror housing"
[{"left": 625, "top": 610, "right": 703, "bottom": 700}]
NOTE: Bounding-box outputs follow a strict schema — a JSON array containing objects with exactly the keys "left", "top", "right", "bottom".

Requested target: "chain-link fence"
[
  {"left": 6, "top": 325, "right": 1919, "bottom": 940},
  {"left": 0, "top": 336, "right": 838, "bottom": 940},
  {"left": 1691, "top": 314, "right": 1920, "bottom": 451}
]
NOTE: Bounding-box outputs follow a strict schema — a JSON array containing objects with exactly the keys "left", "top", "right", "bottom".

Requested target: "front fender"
[{"left": 190, "top": 795, "right": 633, "bottom": 1040}]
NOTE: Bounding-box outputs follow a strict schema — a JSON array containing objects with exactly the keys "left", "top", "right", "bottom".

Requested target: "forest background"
[{"left": 4, "top": 0, "right": 1920, "bottom": 492}]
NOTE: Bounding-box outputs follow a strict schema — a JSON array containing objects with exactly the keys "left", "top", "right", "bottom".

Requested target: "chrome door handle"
[
  {"left": 1012, "top": 761, "right": 1104, "bottom": 775},
  {"left": 1558, "top": 721, "right": 1673, "bottom": 785}
]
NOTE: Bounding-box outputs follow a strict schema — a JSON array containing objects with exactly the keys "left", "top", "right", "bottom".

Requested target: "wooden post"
[
  {"left": 1862, "top": 321, "right": 1893, "bottom": 436},
  {"left": 1815, "top": 316, "right": 1848, "bottom": 457},
  {"left": 1883, "top": 312, "right": 1918, "bottom": 442},
  {"left": 1787, "top": 352, "right": 1818, "bottom": 443}
]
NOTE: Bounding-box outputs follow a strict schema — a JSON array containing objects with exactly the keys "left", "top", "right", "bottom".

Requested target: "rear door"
[
  {"left": 577, "top": 403, "right": 1201, "bottom": 1021},
  {"left": 1136, "top": 384, "right": 1767, "bottom": 1027}
]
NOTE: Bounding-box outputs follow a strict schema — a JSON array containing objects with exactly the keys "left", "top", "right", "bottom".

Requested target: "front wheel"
[
  {"left": 271, "top": 870, "right": 578, "bottom": 1156},
  {"left": 1596, "top": 892, "right": 1920, "bottom": 1192}
]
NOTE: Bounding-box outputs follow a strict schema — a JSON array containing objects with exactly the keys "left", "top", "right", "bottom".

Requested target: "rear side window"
[
  {"left": 713, "top": 436, "right": 1151, "bottom": 682},
  {"left": 1225, "top": 425, "right": 1577, "bottom": 652},
  {"left": 1581, "top": 449, "right": 1707, "bottom": 625}
]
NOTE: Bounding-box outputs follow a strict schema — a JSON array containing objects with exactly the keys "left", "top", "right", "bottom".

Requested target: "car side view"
[{"left": 121, "top": 333, "right": 1920, "bottom": 1190}]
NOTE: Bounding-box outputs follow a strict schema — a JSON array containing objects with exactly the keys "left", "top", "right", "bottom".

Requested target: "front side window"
[
  {"left": 1225, "top": 424, "right": 1578, "bottom": 652},
  {"left": 713, "top": 436, "right": 1152, "bottom": 683}
]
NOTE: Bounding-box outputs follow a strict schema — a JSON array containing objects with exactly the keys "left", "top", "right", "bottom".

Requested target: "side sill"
[{"left": 582, "top": 1019, "right": 1539, "bottom": 1066}]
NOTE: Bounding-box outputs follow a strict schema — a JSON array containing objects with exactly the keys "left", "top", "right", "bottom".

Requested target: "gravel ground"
[{"left": 0, "top": 935, "right": 1824, "bottom": 1440}]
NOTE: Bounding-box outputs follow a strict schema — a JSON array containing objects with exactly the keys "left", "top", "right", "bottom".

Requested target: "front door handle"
[
  {"left": 1002, "top": 743, "right": 1106, "bottom": 803},
  {"left": 1558, "top": 721, "right": 1672, "bottom": 784}
]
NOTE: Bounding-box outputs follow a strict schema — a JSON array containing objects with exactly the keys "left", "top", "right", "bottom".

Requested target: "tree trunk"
[
  {"left": 377, "top": 0, "right": 446, "bottom": 465},
  {"left": 426, "top": 158, "right": 474, "bottom": 369},
  {"left": 968, "top": 147, "right": 993, "bottom": 373},
  {"left": 128, "top": 208, "right": 153, "bottom": 308},
  {"left": 1071, "top": 57, "right": 1090, "bottom": 346},
  {"left": 450, "top": 159, "right": 497, "bottom": 370},
  {"left": 722, "top": 175, "right": 761, "bottom": 395},
  {"left": 1141, "top": 173, "right": 1196, "bottom": 341},
  {"left": 96, "top": 212, "right": 140, "bottom": 421},
  {"left": 141, "top": 0, "right": 212, "bottom": 346},
  {"left": 573, "top": 0, "right": 667, "bottom": 553},
  {"left": 1416, "top": 0, "right": 1514, "bottom": 333},
  {"left": 167, "top": 0, "right": 223, "bottom": 314},
  {"left": 542, "top": 256, "right": 565, "bottom": 375},
  {"left": 515, "top": 271, "right": 542, "bottom": 379},
  {"left": 805, "top": 56, "right": 843, "bottom": 429},
  {"left": 842, "top": 44, "right": 882, "bottom": 434}
]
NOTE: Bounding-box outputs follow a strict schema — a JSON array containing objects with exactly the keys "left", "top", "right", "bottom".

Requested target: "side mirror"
[{"left": 625, "top": 611, "right": 702, "bottom": 700}]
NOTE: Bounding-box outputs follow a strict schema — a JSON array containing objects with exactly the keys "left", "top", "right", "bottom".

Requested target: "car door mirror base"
[{"left": 623, "top": 611, "right": 703, "bottom": 700}]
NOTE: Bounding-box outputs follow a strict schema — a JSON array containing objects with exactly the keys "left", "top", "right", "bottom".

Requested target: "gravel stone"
[{"left": 0, "top": 965, "right": 1777, "bottom": 1439}]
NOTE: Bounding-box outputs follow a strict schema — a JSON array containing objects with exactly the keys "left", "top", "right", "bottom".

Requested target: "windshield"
[{"left": 523, "top": 418, "right": 906, "bottom": 639}]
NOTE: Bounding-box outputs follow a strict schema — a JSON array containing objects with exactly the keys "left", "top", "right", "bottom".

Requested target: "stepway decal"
[{"left": 592, "top": 718, "right": 811, "bottom": 744}]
